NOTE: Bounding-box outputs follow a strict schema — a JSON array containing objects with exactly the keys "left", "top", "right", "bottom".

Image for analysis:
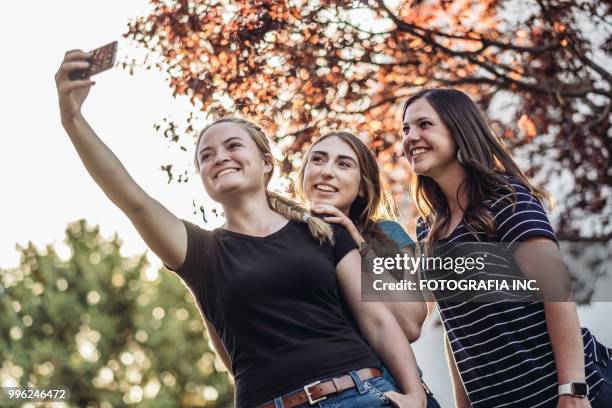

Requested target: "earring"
[{"left": 457, "top": 149, "right": 465, "bottom": 164}]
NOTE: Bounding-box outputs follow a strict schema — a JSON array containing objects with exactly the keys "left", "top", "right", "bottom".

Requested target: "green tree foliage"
[{"left": 0, "top": 220, "right": 233, "bottom": 407}]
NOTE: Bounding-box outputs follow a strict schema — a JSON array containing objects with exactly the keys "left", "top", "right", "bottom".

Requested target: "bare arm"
[
  {"left": 514, "top": 238, "right": 589, "bottom": 408},
  {"left": 312, "top": 204, "right": 428, "bottom": 343},
  {"left": 384, "top": 246, "right": 427, "bottom": 342},
  {"left": 384, "top": 302, "right": 427, "bottom": 343},
  {"left": 55, "top": 50, "right": 186, "bottom": 269},
  {"left": 203, "top": 317, "right": 233, "bottom": 375},
  {"left": 542, "top": 303, "right": 590, "bottom": 408},
  {"left": 337, "top": 250, "right": 426, "bottom": 407},
  {"left": 445, "top": 336, "right": 472, "bottom": 408}
]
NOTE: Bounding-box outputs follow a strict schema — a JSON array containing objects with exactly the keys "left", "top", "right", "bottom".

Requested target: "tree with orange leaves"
[{"left": 125, "top": 0, "right": 611, "bottom": 240}]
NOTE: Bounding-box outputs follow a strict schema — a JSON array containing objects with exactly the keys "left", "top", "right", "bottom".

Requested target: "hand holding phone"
[
  {"left": 68, "top": 41, "right": 118, "bottom": 80},
  {"left": 56, "top": 41, "right": 117, "bottom": 123}
]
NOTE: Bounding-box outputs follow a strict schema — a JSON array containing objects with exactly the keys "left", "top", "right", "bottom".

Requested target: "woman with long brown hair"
[
  {"left": 402, "top": 88, "right": 611, "bottom": 408},
  {"left": 296, "top": 131, "right": 441, "bottom": 407}
]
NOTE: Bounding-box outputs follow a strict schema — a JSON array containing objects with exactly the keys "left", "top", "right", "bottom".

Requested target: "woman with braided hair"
[{"left": 55, "top": 50, "right": 426, "bottom": 407}]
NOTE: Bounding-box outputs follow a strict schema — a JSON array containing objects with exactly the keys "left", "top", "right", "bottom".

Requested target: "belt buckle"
[{"left": 303, "top": 380, "right": 326, "bottom": 405}]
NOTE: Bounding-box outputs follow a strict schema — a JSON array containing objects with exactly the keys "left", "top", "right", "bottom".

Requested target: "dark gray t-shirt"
[{"left": 168, "top": 219, "right": 379, "bottom": 407}]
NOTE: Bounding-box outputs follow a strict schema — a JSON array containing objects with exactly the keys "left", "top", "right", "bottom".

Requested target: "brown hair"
[
  {"left": 402, "top": 88, "right": 555, "bottom": 242},
  {"left": 297, "top": 131, "right": 400, "bottom": 253},
  {"left": 195, "top": 118, "right": 334, "bottom": 244}
]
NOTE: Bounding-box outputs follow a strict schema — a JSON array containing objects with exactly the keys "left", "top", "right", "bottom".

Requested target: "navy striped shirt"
[{"left": 417, "top": 179, "right": 607, "bottom": 407}]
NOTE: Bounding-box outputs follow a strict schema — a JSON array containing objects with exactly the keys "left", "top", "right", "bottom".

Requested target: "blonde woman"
[{"left": 55, "top": 49, "right": 426, "bottom": 407}]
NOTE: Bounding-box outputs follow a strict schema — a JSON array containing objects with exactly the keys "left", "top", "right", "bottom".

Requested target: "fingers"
[
  {"left": 310, "top": 206, "right": 345, "bottom": 223},
  {"left": 383, "top": 391, "right": 400, "bottom": 407},
  {"left": 59, "top": 79, "right": 96, "bottom": 93},
  {"left": 310, "top": 204, "right": 356, "bottom": 230},
  {"left": 310, "top": 203, "right": 342, "bottom": 216},
  {"left": 320, "top": 216, "right": 345, "bottom": 225},
  {"left": 64, "top": 49, "right": 93, "bottom": 63},
  {"left": 311, "top": 207, "right": 335, "bottom": 216},
  {"left": 56, "top": 49, "right": 93, "bottom": 82},
  {"left": 56, "top": 60, "right": 90, "bottom": 80}
]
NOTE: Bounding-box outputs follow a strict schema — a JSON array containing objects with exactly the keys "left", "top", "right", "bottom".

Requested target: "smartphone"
[{"left": 69, "top": 41, "right": 118, "bottom": 80}]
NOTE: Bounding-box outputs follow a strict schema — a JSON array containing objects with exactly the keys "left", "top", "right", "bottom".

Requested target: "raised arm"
[
  {"left": 55, "top": 49, "right": 186, "bottom": 269},
  {"left": 336, "top": 249, "right": 426, "bottom": 407}
]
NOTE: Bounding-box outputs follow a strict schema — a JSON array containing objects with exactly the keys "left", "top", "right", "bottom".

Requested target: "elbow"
[
  {"left": 121, "top": 194, "right": 151, "bottom": 218},
  {"left": 401, "top": 319, "right": 424, "bottom": 343},
  {"left": 389, "top": 302, "right": 427, "bottom": 343},
  {"left": 399, "top": 316, "right": 424, "bottom": 343},
  {"left": 124, "top": 202, "right": 146, "bottom": 218},
  {"left": 411, "top": 303, "right": 428, "bottom": 340}
]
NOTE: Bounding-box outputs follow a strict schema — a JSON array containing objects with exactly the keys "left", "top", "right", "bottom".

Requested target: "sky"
[
  {"left": 1, "top": 2, "right": 611, "bottom": 406},
  {"left": 1, "top": 1, "right": 224, "bottom": 270}
]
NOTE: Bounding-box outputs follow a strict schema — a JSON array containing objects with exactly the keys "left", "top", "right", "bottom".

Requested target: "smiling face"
[
  {"left": 195, "top": 122, "right": 272, "bottom": 203},
  {"left": 301, "top": 136, "right": 362, "bottom": 215},
  {"left": 402, "top": 97, "right": 458, "bottom": 178}
]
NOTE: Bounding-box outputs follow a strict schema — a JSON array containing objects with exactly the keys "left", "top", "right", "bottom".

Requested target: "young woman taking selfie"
[{"left": 55, "top": 49, "right": 426, "bottom": 408}]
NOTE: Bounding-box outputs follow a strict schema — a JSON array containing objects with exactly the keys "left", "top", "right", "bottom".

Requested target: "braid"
[{"left": 266, "top": 191, "right": 334, "bottom": 245}]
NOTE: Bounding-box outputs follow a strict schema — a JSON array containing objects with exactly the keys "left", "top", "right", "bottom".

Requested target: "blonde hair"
[{"left": 195, "top": 118, "right": 334, "bottom": 244}]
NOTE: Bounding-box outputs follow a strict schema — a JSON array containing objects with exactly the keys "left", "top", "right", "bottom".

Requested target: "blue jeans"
[
  {"left": 382, "top": 363, "right": 441, "bottom": 408},
  {"left": 422, "top": 383, "right": 442, "bottom": 408},
  {"left": 591, "top": 354, "right": 612, "bottom": 408},
  {"left": 272, "top": 372, "right": 396, "bottom": 407}
]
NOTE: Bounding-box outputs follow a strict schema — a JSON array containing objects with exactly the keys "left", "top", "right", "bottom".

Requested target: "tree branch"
[
  {"left": 570, "top": 46, "right": 612, "bottom": 85},
  {"left": 331, "top": 93, "right": 408, "bottom": 114},
  {"left": 376, "top": 0, "right": 560, "bottom": 55}
]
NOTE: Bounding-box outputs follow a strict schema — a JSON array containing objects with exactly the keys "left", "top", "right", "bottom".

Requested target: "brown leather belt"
[{"left": 258, "top": 367, "right": 383, "bottom": 408}]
